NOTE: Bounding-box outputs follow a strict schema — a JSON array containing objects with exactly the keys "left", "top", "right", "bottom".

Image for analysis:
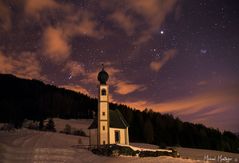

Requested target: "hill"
[
  {"left": 1, "top": 119, "right": 238, "bottom": 163},
  {"left": 0, "top": 74, "right": 238, "bottom": 153}
]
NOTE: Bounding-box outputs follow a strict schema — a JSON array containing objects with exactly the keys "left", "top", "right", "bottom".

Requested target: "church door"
[{"left": 115, "top": 131, "right": 120, "bottom": 143}]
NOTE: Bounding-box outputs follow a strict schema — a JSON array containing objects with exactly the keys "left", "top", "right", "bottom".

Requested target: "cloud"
[
  {"left": 120, "top": 86, "right": 239, "bottom": 131},
  {"left": 114, "top": 81, "right": 146, "bottom": 95},
  {"left": 70, "top": 14, "right": 102, "bottom": 38},
  {"left": 43, "top": 26, "right": 71, "bottom": 63},
  {"left": 109, "top": 10, "right": 135, "bottom": 36},
  {"left": 60, "top": 84, "right": 90, "bottom": 95},
  {"left": 62, "top": 11, "right": 105, "bottom": 39},
  {"left": 197, "top": 80, "right": 208, "bottom": 86},
  {"left": 150, "top": 49, "right": 176, "bottom": 72},
  {"left": 125, "top": 88, "right": 238, "bottom": 115},
  {"left": 0, "top": 1, "right": 11, "bottom": 31},
  {"left": 42, "top": 11, "right": 104, "bottom": 63},
  {"left": 0, "top": 51, "right": 46, "bottom": 80},
  {"left": 80, "top": 64, "right": 146, "bottom": 95},
  {"left": 81, "top": 65, "right": 121, "bottom": 85},
  {"left": 62, "top": 60, "right": 85, "bottom": 77},
  {"left": 24, "top": 0, "right": 64, "bottom": 18},
  {"left": 100, "top": 0, "right": 178, "bottom": 44},
  {"left": 129, "top": 0, "right": 178, "bottom": 44}
]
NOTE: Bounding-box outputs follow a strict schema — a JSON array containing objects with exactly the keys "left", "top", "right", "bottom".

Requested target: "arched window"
[{"left": 101, "top": 89, "right": 106, "bottom": 96}]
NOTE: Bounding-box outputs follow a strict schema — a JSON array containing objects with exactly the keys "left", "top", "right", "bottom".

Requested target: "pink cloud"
[
  {"left": 0, "top": 51, "right": 46, "bottom": 81},
  {"left": 114, "top": 81, "right": 146, "bottom": 95},
  {"left": 43, "top": 27, "right": 71, "bottom": 63},
  {"left": 150, "top": 49, "right": 177, "bottom": 72},
  {"left": 60, "top": 84, "right": 90, "bottom": 95},
  {"left": 0, "top": 1, "right": 11, "bottom": 31},
  {"left": 62, "top": 60, "right": 85, "bottom": 77}
]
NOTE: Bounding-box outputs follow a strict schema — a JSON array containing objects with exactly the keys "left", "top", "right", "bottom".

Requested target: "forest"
[{"left": 0, "top": 73, "right": 238, "bottom": 153}]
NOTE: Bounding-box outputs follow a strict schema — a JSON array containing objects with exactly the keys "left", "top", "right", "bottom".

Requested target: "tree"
[
  {"left": 143, "top": 119, "right": 154, "bottom": 144},
  {"left": 63, "top": 124, "right": 71, "bottom": 134},
  {"left": 39, "top": 119, "right": 44, "bottom": 130},
  {"left": 45, "top": 118, "right": 56, "bottom": 132}
]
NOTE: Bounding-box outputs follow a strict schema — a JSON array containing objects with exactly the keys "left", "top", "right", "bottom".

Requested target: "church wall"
[
  {"left": 109, "top": 128, "right": 128, "bottom": 145},
  {"left": 89, "top": 129, "right": 97, "bottom": 146}
]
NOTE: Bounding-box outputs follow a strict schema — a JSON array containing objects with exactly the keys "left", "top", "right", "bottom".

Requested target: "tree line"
[{"left": 0, "top": 74, "right": 238, "bottom": 153}]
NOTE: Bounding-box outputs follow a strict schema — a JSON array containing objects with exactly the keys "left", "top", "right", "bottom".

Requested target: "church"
[{"left": 88, "top": 66, "right": 129, "bottom": 146}]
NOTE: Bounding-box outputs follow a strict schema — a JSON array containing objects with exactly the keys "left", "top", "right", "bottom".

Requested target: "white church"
[{"left": 88, "top": 66, "right": 129, "bottom": 146}]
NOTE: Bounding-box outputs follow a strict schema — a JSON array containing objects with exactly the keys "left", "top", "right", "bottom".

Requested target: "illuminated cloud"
[
  {"left": 81, "top": 65, "right": 145, "bottom": 95},
  {"left": 60, "top": 84, "right": 90, "bottom": 95},
  {"left": 67, "top": 13, "right": 103, "bottom": 38},
  {"left": 197, "top": 80, "right": 208, "bottom": 86},
  {"left": 150, "top": 49, "right": 176, "bottom": 72},
  {"left": 42, "top": 11, "right": 104, "bottom": 63},
  {"left": 0, "top": 51, "right": 46, "bottom": 80},
  {"left": 114, "top": 81, "right": 146, "bottom": 95},
  {"left": 109, "top": 10, "right": 135, "bottom": 36},
  {"left": 81, "top": 66, "right": 121, "bottom": 85},
  {"left": 125, "top": 88, "right": 238, "bottom": 114},
  {"left": 62, "top": 60, "right": 85, "bottom": 77},
  {"left": 24, "top": 0, "right": 64, "bottom": 18},
  {"left": 121, "top": 86, "right": 239, "bottom": 131},
  {"left": 43, "top": 26, "right": 71, "bottom": 63},
  {"left": 129, "top": 0, "right": 178, "bottom": 44},
  {"left": 0, "top": 1, "right": 11, "bottom": 31},
  {"left": 101, "top": 0, "right": 178, "bottom": 44}
]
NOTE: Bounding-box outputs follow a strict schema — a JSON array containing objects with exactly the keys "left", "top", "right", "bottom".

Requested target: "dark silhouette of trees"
[
  {"left": 0, "top": 74, "right": 239, "bottom": 153},
  {"left": 118, "top": 106, "right": 239, "bottom": 153},
  {"left": 143, "top": 119, "right": 154, "bottom": 144},
  {"left": 45, "top": 118, "right": 56, "bottom": 132}
]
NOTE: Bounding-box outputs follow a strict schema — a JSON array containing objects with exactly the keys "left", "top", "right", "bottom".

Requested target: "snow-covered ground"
[{"left": 0, "top": 119, "right": 238, "bottom": 163}]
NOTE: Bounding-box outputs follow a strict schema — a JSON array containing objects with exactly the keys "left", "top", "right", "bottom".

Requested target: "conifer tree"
[{"left": 45, "top": 118, "right": 56, "bottom": 132}]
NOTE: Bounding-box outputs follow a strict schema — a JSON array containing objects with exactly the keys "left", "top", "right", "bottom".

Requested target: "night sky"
[{"left": 0, "top": 0, "right": 239, "bottom": 132}]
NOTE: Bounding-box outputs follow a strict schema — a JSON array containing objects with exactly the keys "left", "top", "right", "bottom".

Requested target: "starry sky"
[{"left": 0, "top": 0, "right": 239, "bottom": 132}]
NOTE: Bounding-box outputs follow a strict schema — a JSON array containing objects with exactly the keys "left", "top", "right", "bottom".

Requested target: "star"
[{"left": 160, "top": 30, "right": 164, "bottom": 34}]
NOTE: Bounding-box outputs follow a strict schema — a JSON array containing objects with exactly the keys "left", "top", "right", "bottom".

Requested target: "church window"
[
  {"left": 115, "top": 131, "right": 120, "bottom": 143},
  {"left": 101, "top": 89, "right": 106, "bottom": 96},
  {"left": 103, "top": 126, "right": 105, "bottom": 130}
]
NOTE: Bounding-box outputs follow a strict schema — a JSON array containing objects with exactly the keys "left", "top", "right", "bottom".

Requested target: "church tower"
[{"left": 97, "top": 64, "right": 109, "bottom": 145}]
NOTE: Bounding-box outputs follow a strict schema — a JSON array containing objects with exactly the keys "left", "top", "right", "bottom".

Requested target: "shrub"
[
  {"left": 92, "top": 145, "right": 138, "bottom": 156},
  {"left": 28, "top": 121, "right": 39, "bottom": 130},
  {"left": 39, "top": 120, "right": 44, "bottom": 130},
  {"left": 91, "top": 144, "right": 179, "bottom": 158},
  {"left": 60, "top": 124, "right": 87, "bottom": 137},
  {"left": 73, "top": 129, "right": 87, "bottom": 136},
  {"left": 63, "top": 124, "right": 71, "bottom": 134},
  {"left": 139, "top": 151, "right": 171, "bottom": 157},
  {"left": 45, "top": 118, "right": 56, "bottom": 132},
  {"left": 0, "top": 123, "right": 15, "bottom": 131}
]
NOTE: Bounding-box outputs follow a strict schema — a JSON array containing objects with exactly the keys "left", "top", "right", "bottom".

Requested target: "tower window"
[
  {"left": 101, "top": 89, "right": 106, "bottom": 96},
  {"left": 102, "top": 112, "right": 105, "bottom": 116},
  {"left": 103, "top": 126, "right": 105, "bottom": 130}
]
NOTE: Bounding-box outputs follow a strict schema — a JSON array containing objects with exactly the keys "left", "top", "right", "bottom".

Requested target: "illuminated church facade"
[{"left": 88, "top": 66, "right": 129, "bottom": 146}]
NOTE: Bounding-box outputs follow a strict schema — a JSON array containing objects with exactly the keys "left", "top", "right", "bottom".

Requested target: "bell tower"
[{"left": 97, "top": 64, "right": 109, "bottom": 145}]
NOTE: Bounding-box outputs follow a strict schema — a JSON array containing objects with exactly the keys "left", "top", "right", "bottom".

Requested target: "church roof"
[{"left": 88, "top": 109, "right": 129, "bottom": 129}]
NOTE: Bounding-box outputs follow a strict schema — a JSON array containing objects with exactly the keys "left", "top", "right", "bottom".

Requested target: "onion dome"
[{"left": 97, "top": 64, "right": 109, "bottom": 84}]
